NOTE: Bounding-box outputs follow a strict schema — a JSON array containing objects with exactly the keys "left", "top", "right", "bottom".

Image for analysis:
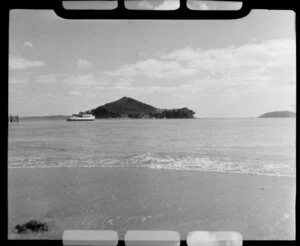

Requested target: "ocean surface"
[{"left": 8, "top": 118, "right": 296, "bottom": 177}]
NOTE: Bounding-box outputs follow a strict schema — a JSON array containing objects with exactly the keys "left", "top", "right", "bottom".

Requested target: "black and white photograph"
[{"left": 8, "top": 0, "right": 296, "bottom": 241}]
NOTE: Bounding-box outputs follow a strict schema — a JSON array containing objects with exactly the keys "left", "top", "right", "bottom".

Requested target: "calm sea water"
[{"left": 8, "top": 118, "right": 296, "bottom": 177}]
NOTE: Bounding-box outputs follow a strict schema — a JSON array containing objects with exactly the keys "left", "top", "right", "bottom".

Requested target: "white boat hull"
[{"left": 67, "top": 114, "right": 95, "bottom": 121}]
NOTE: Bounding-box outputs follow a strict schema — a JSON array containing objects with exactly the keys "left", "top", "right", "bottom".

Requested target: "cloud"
[
  {"left": 160, "top": 38, "right": 295, "bottom": 85},
  {"left": 9, "top": 77, "right": 30, "bottom": 84},
  {"left": 102, "top": 38, "right": 295, "bottom": 101},
  {"left": 106, "top": 58, "right": 198, "bottom": 79},
  {"left": 35, "top": 73, "right": 108, "bottom": 88},
  {"left": 77, "top": 59, "right": 93, "bottom": 70},
  {"left": 23, "top": 41, "right": 33, "bottom": 48},
  {"left": 161, "top": 39, "right": 295, "bottom": 69},
  {"left": 151, "top": 38, "right": 295, "bottom": 100},
  {"left": 160, "top": 46, "right": 202, "bottom": 61},
  {"left": 115, "top": 78, "right": 134, "bottom": 87},
  {"left": 39, "top": 93, "right": 60, "bottom": 100},
  {"left": 36, "top": 74, "right": 60, "bottom": 83},
  {"left": 34, "top": 38, "right": 293, "bottom": 106},
  {"left": 68, "top": 90, "right": 81, "bottom": 96},
  {"left": 9, "top": 55, "right": 46, "bottom": 70},
  {"left": 61, "top": 74, "right": 107, "bottom": 87},
  {"left": 110, "top": 83, "right": 199, "bottom": 98}
]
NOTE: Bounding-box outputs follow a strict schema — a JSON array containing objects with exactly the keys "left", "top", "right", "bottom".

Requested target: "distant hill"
[
  {"left": 96, "top": 97, "right": 156, "bottom": 117},
  {"left": 86, "top": 97, "right": 195, "bottom": 119},
  {"left": 21, "top": 115, "right": 68, "bottom": 120},
  {"left": 258, "top": 111, "right": 296, "bottom": 118}
]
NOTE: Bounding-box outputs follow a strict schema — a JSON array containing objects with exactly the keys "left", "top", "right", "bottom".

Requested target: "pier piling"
[{"left": 9, "top": 115, "right": 19, "bottom": 123}]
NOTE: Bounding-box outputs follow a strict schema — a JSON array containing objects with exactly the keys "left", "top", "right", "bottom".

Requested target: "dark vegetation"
[
  {"left": 87, "top": 97, "right": 195, "bottom": 119},
  {"left": 258, "top": 111, "right": 296, "bottom": 118},
  {"left": 15, "top": 220, "right": 48, "bottom": 233}
]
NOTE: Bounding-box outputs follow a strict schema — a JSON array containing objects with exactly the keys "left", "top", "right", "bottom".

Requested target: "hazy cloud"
[
  {"left": 23, "top": 41, "right": 33, "bottom": 48},
  {"left": 77, "top": 59, "right": 93, "bottom": 70},
  {"left": 9, "top": 55, "right": 46, "bottom": 70},
  {"left": 9, "top": 77, "right": 30, "bottom": 84},
  {"left": 104, "top": 38, "right": 295, "bottom": 96},
  {"left": 161, "top": 39, "right": 295, "bottom": 69},
  {"left": 36, "top": 74, "right": 60, "bottom": 83},
  {"left": 68, "top": 90, "right": 81, "bottom": 96},
  {"left": 35, "top": 73, "right": 108, "bottom": 89},
  {"left": 16, "top": 37, "right": 295, "bottom": 117},
  {"left": 115, "top": 78, "right": 134, "bottom": 87},
  {"left": 61, "top": 74, "right": 107, "bottom": 88},
  {"left": 106, "top": 58, "right": 198, "bottom": 79},
  {"left": 160, "top": 38, "right": 295, "bottom": 88}
]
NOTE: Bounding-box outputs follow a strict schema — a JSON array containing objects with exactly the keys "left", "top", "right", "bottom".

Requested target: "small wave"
[{"left": 8, "top": 153, "right": 295, "bottom": 177}]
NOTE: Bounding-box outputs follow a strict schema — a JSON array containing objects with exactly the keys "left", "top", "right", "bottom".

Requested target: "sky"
[{"left": 9, "top": 1, "right": 296, "bottom": 117}]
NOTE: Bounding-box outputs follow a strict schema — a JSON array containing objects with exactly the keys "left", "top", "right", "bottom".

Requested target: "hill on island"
[
  {"left": 86, "top": 97, "right": 195, "bottom": 119},
  {"left": 258, "top": 111, "right": 296, "bottom": 118}
]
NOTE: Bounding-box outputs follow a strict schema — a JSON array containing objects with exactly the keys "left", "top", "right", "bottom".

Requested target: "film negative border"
[
  {"left": 62, "top": 230, "right": 243, "bottom": 246},
  {"left": 8, "top": 0, "right": 297, "bottom": 20}
]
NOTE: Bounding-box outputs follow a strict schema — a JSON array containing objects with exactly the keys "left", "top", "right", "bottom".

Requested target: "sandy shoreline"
[{"left": 8, "top": 167, "right": 295, "bottom": 240}]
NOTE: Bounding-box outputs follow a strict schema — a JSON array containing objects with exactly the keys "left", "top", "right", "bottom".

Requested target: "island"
[
  {"left": 85, "top": 97, "right": 195, "bottom": 119},
  {"left": 258, "top": 111, "right": 296, "bottom": 118}
]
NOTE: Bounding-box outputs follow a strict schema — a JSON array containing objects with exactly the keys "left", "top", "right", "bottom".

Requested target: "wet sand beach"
[{"left": 8, "top": 167, "right": 295, "bottom": 240}]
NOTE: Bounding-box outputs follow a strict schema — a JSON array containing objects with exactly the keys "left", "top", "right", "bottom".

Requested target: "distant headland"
[
  {"left": 86, "top": 97, "right": 195, "bottom": 119},
  {"left": 258, "top": 111, "right": 296, "bottom": 118},
  {"left": 21, "top": 115, "right": 69, "bottom": 120}
]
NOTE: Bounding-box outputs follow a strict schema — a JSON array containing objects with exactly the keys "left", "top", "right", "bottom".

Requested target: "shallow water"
[
  {"left": 8, "top": 118, "right": 296, "bottom": 177},
  {"left": 8, "top": 168, "right": 296, "bottom": 240}
]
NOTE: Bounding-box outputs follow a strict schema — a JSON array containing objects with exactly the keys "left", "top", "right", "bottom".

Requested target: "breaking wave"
[{"left": 8, "top": 153, "right": 295, "bottom": 177}]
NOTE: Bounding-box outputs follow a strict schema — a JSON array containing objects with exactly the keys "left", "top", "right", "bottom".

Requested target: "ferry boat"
[{"left": 67, "top": 113, "right": 95, "bottom": 121}]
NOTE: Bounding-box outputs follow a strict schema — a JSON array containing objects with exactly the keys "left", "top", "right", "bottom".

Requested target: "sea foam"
[{"left": 8, "top": 153, "right": 295, "bottom": 177}]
